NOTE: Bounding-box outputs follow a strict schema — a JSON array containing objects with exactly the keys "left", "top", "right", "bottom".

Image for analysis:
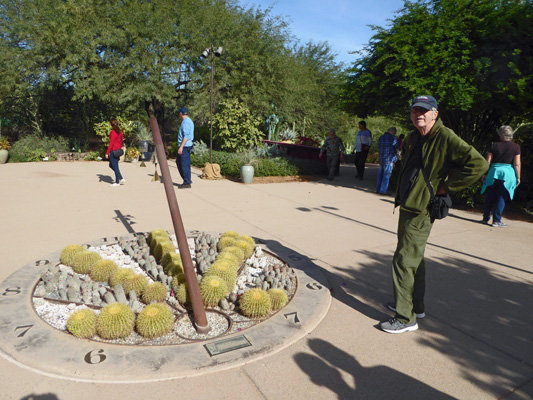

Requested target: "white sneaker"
[
  {"left": 110, "top": 183, "right": 120, "bottom": 187},
  {"left": 119, "top": 179, "right": 126, "bottom": 184}
]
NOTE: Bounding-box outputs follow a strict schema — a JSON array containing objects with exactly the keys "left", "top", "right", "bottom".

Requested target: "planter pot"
[
  {"left": 0, "top": 149, "right": 9, "bottom": 164},
  {"left": 240, "top": 165, "right": 254, "bottom": 184},
  {"left": 139, "top": 141, "right": 154, "bottom": 161}
]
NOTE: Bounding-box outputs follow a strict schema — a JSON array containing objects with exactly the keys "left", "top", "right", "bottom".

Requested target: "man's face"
[
  {"left": 411, "top": 107, "right": 437, "bottom": 132},
  {"left": 329, "top": 131, "right": 335, "bottom": 138},
  {"left": 359, "top": 124, "right": 364, "bottom": 131}
]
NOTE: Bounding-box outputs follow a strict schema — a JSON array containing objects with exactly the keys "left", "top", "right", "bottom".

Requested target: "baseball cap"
[
  {"left": 410, "top": 95, "right": 438, "bottom": 110},
  {"left": 178, "top": 107, "right": 188, "bottom": 115}
]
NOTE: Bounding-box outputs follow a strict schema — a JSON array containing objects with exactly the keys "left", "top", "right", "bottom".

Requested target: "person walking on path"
[
  {"left": 320, "top": 128, "right": 345, "bottom": 181},
  {"left": 382, "top": 95, "right": 488, "bottom": 334},
  {"left": 376, "top": 127, "right": 400, "bottom": 194},
  {"left": 176, "top": 107, "right": 194, "bottom": 189},
  {"left": 353, "top": 121, "right": 372, "bottom": 180},
  {"left": 480, "top": 125, "right": 521, "bottom": 227},
  {"left": 105, "top": 118, "right": 125, "bottom": 187}
]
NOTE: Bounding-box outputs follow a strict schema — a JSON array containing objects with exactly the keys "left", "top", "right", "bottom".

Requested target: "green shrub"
[
  {"left": 10, "top": 133, "right": 69, "bottom": 161},
  {"left": 212, "top": 99, "right": 264, "bottom": 152},
  {"left": 93, "top": 117, "right": 134, "bottom": 146}
]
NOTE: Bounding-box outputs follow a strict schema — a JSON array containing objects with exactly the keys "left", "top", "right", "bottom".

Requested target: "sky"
[{"left": 238, "top": 0, "right": 406, "bottom": 65}]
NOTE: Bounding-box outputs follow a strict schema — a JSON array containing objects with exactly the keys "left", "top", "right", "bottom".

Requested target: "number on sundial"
[
  {"left": 14, "top": 325, "right": 33, "bottom": 338},
  {"left": 2, "top": 287, "right": 22, "bottom": 296},
  {"left": 84, "top": 349, "right": 107, "bottom": 364}
]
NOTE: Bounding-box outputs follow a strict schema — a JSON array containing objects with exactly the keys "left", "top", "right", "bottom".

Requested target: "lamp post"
[{"left": 201, "top": 44, "right": 222, "bottom": 164}]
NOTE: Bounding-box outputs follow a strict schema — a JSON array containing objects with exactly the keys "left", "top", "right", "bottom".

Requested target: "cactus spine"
[
  {"left": 66, "top": 308, "right": 97, "bottom": 339},
  {"left": 217, "top": 236, "right": 236, "bottom": 251},
  {"left": 267, "top": 288, "right": 288, "bottom": 310},
  {"left": 72, "top": 251, "right": 101, "bottom": 274},
  {"left": 161, "top": 252, "right": 181, "bottom": 269},
  {"left": 122, "top": 274, "right": 148, "bottom": 296},
  {"left": 96, "top": 303, "right": 135, "bottom": 339},
  {"left": 199, "top": 275, "right": 228, "bottom": 307},
  {"left": 109, "top": 268, "right": 135, "bottom": 287},
  {"left": 60, "top": 245, "right": 86, "bottom": 267},
  {"left": 90, "top": 259, "right": 119, "bottom": 282},
  {"left": 204, "top": 261, "right": 237, "bottom": 292},
  {"left": 220, "top": 246, "right": 245, "bottom": 263},
  {"left": 141, "top": 282, "right": 168, "bottom": 304},
  {"left": 136, "top": 303, "right": 175, "bottom": 339},
  {"left": 175, "top": 283, "right": 190, "bottom": 305},
  {"left": 239, "top": 288, "right": 271, "bottom": 318}
]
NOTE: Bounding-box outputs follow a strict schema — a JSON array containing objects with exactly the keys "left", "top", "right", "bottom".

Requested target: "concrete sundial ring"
[{"left": 0, "top": 232, "right": 330, "bottom": 383}]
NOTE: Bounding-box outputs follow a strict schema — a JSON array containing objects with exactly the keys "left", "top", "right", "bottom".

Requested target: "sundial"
[{"left": 0, "top": 231, "right": 330, "bottom": 383}]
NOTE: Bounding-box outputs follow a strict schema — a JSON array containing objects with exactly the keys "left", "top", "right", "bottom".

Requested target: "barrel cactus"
[
  {"left": 96, "top": 303, "right": 135, "bottom": 339},
  {"left": 171, "top": 273, "right": 187, "bottom": 290},
  {"left": 90, "top": 259, "right": 119, "bottom": 282},
  {"left": 267, "top": 288, "right": 288, "bottom": 310},
  {"left": 165, "top": 259, "right": 184, "bottom": 277},
  {"left": 239, "top": 288, "right": 271, "bottom": 318},
  {"left": 220, "top": 231, "right": 240, "bottom": 239},
  {"left": 60, "top": 245, "right": 86, "bottom": 267},
  {"left": 72, "top": 251, "right": 102, "bottom": 274},
  {"left": 200, "top": 275, "right": 228, "bottom": 307},
  {"left": 136, "top": 303, "right": 175, "bottom": 339},
  {"left": 217, "top": 236, "right": 236, "bottom": 252},
  {"left": 175, "top": 283, "right": 190, "bottom": 305},
  {"left": 141, "top": 282, "right": 168, "bottom": 304},
  {"left": 220, "top": 246, "right": 245, "bottom": 263},
  {"left": 148, "top": 229, "right": 169, "bottom": 244},
  {"left": 109, "top": 268, "right": 135, "bottom": 287},
  {"left": 204, "top": 261, "right": 237, "bottom": 293},
  {"left": 66, "top": 308, "right": 97, "bottom": 339},
  {"left": 216, "top": 252, "right": 240, "bottom": 270},
  {"left": 161, "top": 252, "right": 181, "bottom": 269},
  {"left": 153, "top": 240, "right": 175, "bottom": 262},
  {"left": 234, "top": 238, "right": 254, "bottom": 259},
  {"left": 122, "top": 274, "right": 148, "bottom": 296}
]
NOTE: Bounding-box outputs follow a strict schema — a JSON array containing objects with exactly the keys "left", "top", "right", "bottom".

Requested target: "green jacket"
[{"left": 395, "top": 119, "right": 488, "bottom": 214}]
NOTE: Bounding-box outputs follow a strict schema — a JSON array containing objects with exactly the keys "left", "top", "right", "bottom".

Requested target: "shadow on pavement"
[
  {"left": 294, "top": 338, "right": 455, "bottom": 399},
  {"left": 333, "top": 249, "right": 533, "bottom": 397},
  {"left": 96, "top": 174, "right": 114, "bottom": 184}
]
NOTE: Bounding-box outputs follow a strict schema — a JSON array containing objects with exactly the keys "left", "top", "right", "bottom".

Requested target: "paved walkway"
[{"left": 1, "top": 160, "right": 532, "bottom": 399}]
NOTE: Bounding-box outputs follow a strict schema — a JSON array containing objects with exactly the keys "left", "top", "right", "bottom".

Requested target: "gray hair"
[
  {"left": 387, "top": 127, "right": 397, "bottom": 134},
  {"left": 497, "top": 125, "right": 514, "bottom": 140}
]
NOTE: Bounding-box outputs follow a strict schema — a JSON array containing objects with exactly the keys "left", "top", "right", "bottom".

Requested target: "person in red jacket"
[{"left": 105, "top": 118, "right": 125, "bottom": 186}]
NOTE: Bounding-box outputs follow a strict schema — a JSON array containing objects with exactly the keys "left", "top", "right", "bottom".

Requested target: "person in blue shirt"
[
  {"left": 353, "top": 121, "right": 372, "bottom": 180},
  {"left": 376, "top": 127, "right": 400, "bottom": 194},
  {"left": 176, "top": 107, "right": 194, "bottom": 188}
]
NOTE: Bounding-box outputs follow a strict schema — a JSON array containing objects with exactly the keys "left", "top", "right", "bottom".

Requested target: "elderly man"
[
  {"left": 176, "top": 107, "right": 194, "bottom": 189},
  {"left": 377, "top": 127, "right": 400, "bottom": 194},
  {"left": 319, "top": 128, "right": 345, "bottom": 181},
  {"left": 381, "top": 95, "right": 488, "bottom": 334}
]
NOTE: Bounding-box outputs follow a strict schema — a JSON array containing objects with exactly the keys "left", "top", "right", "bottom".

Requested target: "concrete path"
[{"left": 0, "top": 160, "right": 532, "bottom": 399}]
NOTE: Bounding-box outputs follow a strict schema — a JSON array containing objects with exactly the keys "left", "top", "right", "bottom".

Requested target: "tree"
[
  {"left": 342, "top": 0, "right": 533, "bottom": 148},
  {"left": 0, "top": 0, "right": 352, "bottom": 148}
]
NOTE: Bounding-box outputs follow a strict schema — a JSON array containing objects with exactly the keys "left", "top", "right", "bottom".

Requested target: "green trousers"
[{"left": 392, "top": 209, "right": 434, "bottom": 324}]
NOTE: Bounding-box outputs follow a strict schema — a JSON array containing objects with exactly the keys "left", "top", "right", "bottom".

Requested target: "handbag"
[
  {"left": 421, "top": 166, "right": 452, "bottom": 220},
  {"left": 111, "top": 148, "right": 124, "bottom": 158}
]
